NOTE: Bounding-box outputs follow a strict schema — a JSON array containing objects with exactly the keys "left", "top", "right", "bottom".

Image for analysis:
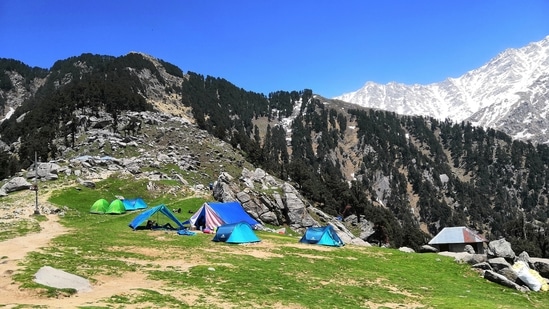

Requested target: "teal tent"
[
  {"left": 299, "top": 225, "right": 344, "bottom": 247},
  {"left": 128, "top": 205, "right": 185, "bottom": 230},
  {"left": 90, "top": 198, "right": 109, "bottom": 214},
  {"left": 123, "top": 198, "right": 148, "bottom": 211},
  {"left": 212, "top": 222, "right": 260, "bottom": 244},
  {"left": 106, "top": 199, "right": 126, "bottom": 214}
]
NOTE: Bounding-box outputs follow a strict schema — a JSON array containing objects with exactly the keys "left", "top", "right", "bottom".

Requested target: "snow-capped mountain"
[{"left": 334, "top": 35, "right": 549, "bottom": 143}]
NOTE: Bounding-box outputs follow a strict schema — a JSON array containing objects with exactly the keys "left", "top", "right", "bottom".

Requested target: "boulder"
[
  {"left": 488, "top": 257, "right": 512, "bottom": 272},
  {"left": 472, "top": 262, "right": 493, "bottom": 271},
  {"left": 349, "top": 238, "right": 370, "bottom": 246},
  {"left": 464, "top": 244, "right": 476, "bottom": 254},
  {"left": 284, "top": 190, "right": 317, "bottom": 228},
  {"left": 77, "top": 178, "right": 96, "bottom": 189},
  {"left": 483, "top": 270, "right": 529, "bottom": 292},
  {"left": 259, "top": 211, "right": 279, "bottom": 225},
  {"left": 517, "top": 251, "right": 535, "bottom": 269},
  {"left": 438, "top": 252, "right": 486, "bottom": 265},
  {"left": 419, "top": 245, "right": 439, "bottom": 253},
  {"left": 531, "top": 258, "right": 549, "bottom": 278},
  {"left": 26, "top": 162, "right": 61, "bottom": 179},
  {"left": 487, "top": 238, "right": 515, "bottom": 260},
  {"left": 497, "top": 267, "right": 518, "bottom": 283},
  {"left": 236, "top": 191, "right": 251, "bottom": 204},
  {"left": 34, "top": 266, "right": 92, "bottom": 292},
  {"left": 399, "top": 247, "right": 415, "bottom": 253},
  {"left": 1, "top": 177, "right": 31, "bottom": 193}
]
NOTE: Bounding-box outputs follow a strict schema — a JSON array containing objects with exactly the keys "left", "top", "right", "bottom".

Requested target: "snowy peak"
[{"left": 334, "top": 35, "right": 549, "bottom": 143}]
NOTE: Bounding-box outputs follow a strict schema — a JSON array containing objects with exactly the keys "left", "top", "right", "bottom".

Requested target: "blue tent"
[
  {"left": 299, "top": 225, "right": 344, "bottom": 247},
  {"left": 123, "top": 198, "right": 148, "bottom": 211},
  {"left": 212, "top": 222, "right": 260, "bottom": 244},
  {"left": 128, "top": 205, "right": 185, "bottom": 230},
  {"left": 182, "top": 201, "right": 259, "bottom": 230}
]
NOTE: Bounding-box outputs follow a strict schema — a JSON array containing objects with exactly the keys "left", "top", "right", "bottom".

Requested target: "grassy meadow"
[{"left": 3, "top": 175, "right": 549, "bottom": 308}]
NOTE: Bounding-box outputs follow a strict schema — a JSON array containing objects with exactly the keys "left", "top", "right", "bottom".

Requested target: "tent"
[
  {"left": 183, "top": 201, "right": 259, "bottom": 230},
  {"left": 128, "top": 204, "right": 185, "bottom": 230},
  {"left": 122, "top": 198, "right": 148, "bottom": 211},
  {"left": 90, "top": 198, "right": 109, "bottom": 214},
  {"left": 106, "top": 199, "right": 126, "bottom": 214},
  {"left": 212, "top": 222, "right": 260, "bottom": 244},
  {"left": 299, "top": 225, "right": 344, "bottom": 247},
  {"left": 428, "top": 226, "right": 487, "bottom": 253}
]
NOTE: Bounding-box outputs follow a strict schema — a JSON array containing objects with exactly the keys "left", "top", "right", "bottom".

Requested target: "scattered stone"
[{"left": 34, "top": 266, "right": 92, "bottom": 292}]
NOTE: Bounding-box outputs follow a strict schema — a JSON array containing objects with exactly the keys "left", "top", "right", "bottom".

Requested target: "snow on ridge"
[
  {"left": 1, "top": 107, "right": 15, "bottom": 123},
  {"left": 332, "top": 35, "right": 549, "bottom": 141}
]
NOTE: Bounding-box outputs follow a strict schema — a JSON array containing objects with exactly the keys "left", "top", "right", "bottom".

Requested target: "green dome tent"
[
  {"left": 106, "top": 199, "right": 126, "bottom": 214},
  {"left": 90, "top": 198, "right": 109, "bottom": 214}
]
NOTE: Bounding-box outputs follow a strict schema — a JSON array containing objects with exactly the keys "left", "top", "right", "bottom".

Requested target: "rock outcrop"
[{"left": 436, "top": 238, "right": 549, "bottom": 292}]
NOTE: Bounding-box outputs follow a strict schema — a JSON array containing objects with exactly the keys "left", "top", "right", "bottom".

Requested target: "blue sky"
[{"left": 1, "top": 1, "right": 548, "bottom": 98}]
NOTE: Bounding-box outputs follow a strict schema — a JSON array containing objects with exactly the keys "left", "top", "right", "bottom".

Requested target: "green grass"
[
  {"left": 4, "top": 176, "right": 549, "bottom": 308},
  {"left": 0, "top": 219, "right": 41, "bottom": 241}
]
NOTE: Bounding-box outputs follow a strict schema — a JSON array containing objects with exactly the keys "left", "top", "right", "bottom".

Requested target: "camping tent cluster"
[
  {"left": 125, "top": 201, "right": 262, "bottom": 243},
  {"left": 90, "top": 198, "right": 148, "bottom": 214},
  {"left": 121, "top": 200, "right": 345, "bottom": 247}
]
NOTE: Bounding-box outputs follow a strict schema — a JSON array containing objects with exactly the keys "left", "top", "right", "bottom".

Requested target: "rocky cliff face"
[
  {"left": 128, "top": 52, "right": 190, "bottom": 117},
  {"left": 0, "top": 71, "right": 45, "bottom": 120}
]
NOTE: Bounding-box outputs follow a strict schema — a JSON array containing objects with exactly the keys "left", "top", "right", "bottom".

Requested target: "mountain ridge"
[{"left": 334, "top": 35, "right": 549, "bottom": 143}]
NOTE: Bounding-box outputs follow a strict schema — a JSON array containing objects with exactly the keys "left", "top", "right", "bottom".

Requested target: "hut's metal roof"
[{"left": 428, "top": 226, "right": 487, "bottom": 245}]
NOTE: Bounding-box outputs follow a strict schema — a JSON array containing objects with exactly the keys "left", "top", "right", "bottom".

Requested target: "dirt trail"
[
  {"left": 0, "top": 186, "right": 216, "bottom": 308},
  {"left": 0, "top": 214, "right": 171, "bottom": 308},
  {"left": 0, "top": 183, "right": 170, "bottom": 308},
  {"left": 0, "top": 214, "right": 70, "bottom": 306}
]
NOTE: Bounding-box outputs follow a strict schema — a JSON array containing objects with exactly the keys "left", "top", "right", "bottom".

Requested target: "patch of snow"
[{"left": 1, "top": 107, "right": 15, "bottom": 122}]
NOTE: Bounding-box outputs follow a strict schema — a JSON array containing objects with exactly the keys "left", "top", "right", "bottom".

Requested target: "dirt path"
[
  {"left": 0, "top": 184, "right": 173, "bottom": 308},
  {"left": 0, "top": 213, "right": 173, "bottom": 308},
  {"left": 0, "top": 214, "right": 70, "bottom": 306}
]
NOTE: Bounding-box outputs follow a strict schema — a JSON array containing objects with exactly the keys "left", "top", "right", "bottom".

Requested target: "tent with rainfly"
[
  {"left": 212, "top": 222, "right": 260, "bottom": 244},
  {"left": 128, "top": 204, "right": 185, "bottom": 230},
  {"left": 106, "top": 199, "right": 126, "bottom": 214},
  {"left": 122, "top": 198, "right": 148, "bottom": 211},
  {"left": 299, "top": 225, "right": 344, "bottom": 247},
  {"left": 182, "top": 201, "right": 259, "bottom": 230},
  {"left": 90, "top": 198, "right": 109, "bottom": 214}
]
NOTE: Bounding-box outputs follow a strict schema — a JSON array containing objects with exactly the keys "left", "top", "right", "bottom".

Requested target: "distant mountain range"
[{"left": 334, "top": 35, "right": 549, "bottom": 144}]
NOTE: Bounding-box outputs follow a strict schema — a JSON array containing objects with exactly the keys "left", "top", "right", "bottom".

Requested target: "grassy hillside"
[{"left": 2, "top": 175, "right": 548, "bottom": 308}]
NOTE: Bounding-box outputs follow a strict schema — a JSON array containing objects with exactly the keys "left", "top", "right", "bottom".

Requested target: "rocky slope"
[{"left": 0, "top": 109, "right": 368, "bottom": 244}]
